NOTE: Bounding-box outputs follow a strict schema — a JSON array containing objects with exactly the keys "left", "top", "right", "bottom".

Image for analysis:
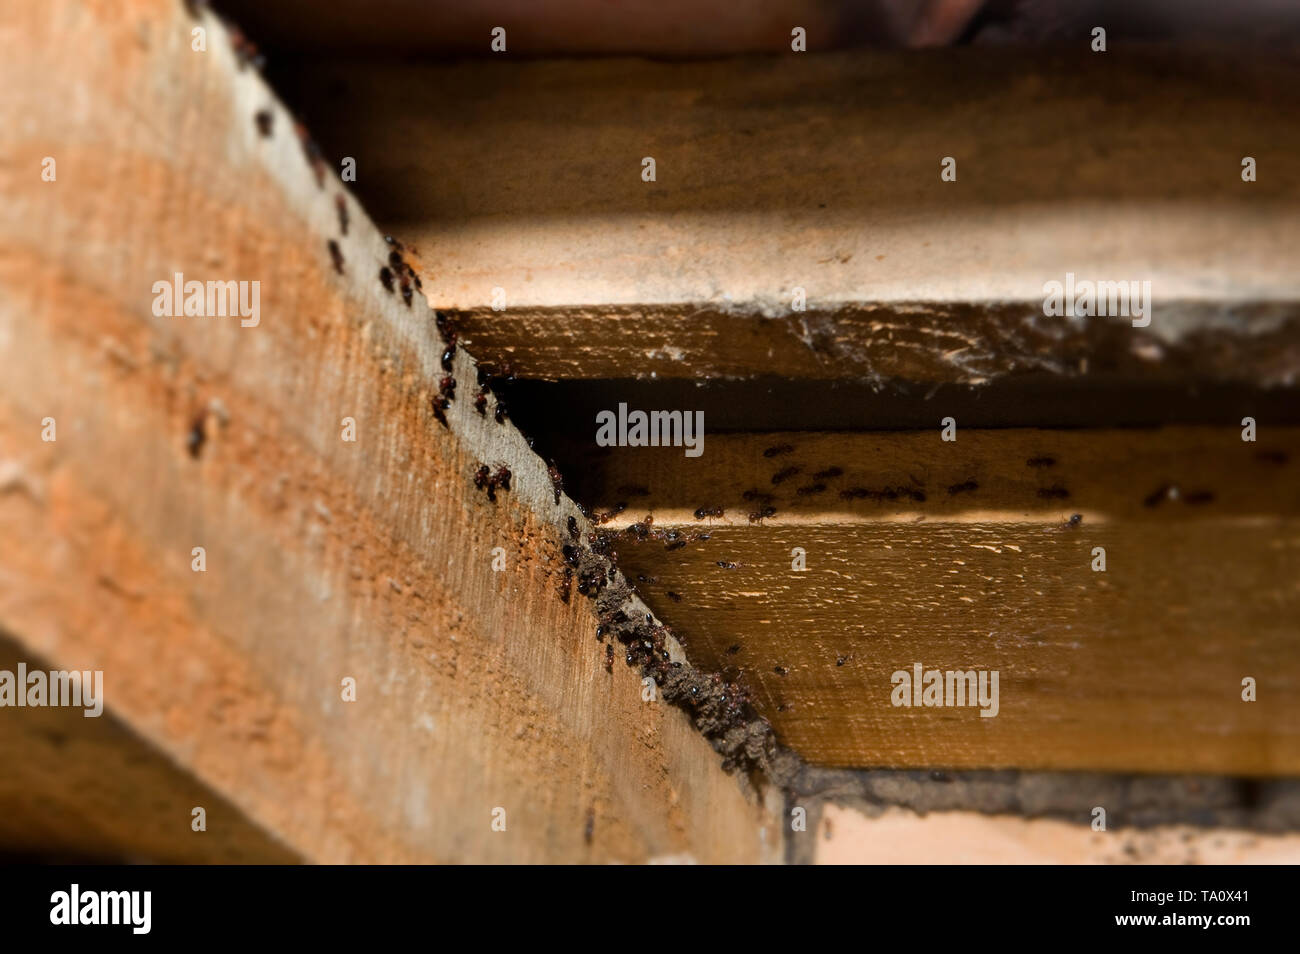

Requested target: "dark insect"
[
  {"left": 774, "top": 665, "right": 789, "bottom": 676},
  {"left": 947, "top": 479, "right": 978, "bottom": 495},
  {"left": 400, "top": 277, "right": 413, "bottom": 307},
  {"left": 431, "top": 400, "right": 448, "bottom": 428},
  {"left": 813, "top": 467, "right": 843, "bottom": 480},
  {"left": 254, "top": 109, "right": 273, "bottom": 137},
  {"left": 604, "top": 644, "right": 614, "bottom": 673},
  {"left": 1037, "top": 485, "right": 1069, "bottom": 499},
  {"left": 1066, "top": 513, "right": 1083, "bottom": 528},
  {"left": 441, "top": 346, "right": 456, "bottom": 372},
  {"left": 665, "top": 540, "right": 686, "bottom": 552},
  {"left": 667, "top": 591, "right": 682, "bottom": 602},
  {"left": 726, "top": 644, "right": 741, "bottom": 655},
  {"left": 716, "top": 561, "right": 739, "bottom": 570},
  {"left": 771, "top": 465, "right": 801, "bottom": 485},
  {"left": 186, "top": 414, "right": 206, "bottom": 459},
  {"left": 494, "top": 401, "right": 508, "bottom": 424},
  {"left": 228, "top": 26, "right": 265, "bottom": 71},
  {"left": 748, "top": 506, "right": 777, "bottom": 524},
  {"left": 493, "top": 466, "right": 511, "bottom": 491},
  {"left": 796, "top": 483, "right": 826, "bottom": 496},
  {"left": 557, "top": 567, "right": 573, "bottom": 604},
  {"left": 1027, "top": 456, "right": 1056, "bottom": 468},
  {"left": 596, "top": 503, "right": 628, "bottom": 524},
  {"left": 474, "top": 388, "right": 489, "bottom": 416},
  {"left": 836, "top": 655, "right": 848, "bottom": 667},
  {"left": 636, "top": 574, "right": 657, "bottom": 583},
  {"left": 378, "top": 266, "right": 394, "bottom": 293},
  {"left": 327, "top": 239, "right": 345, "bottom": 274},
  {"left": 547, "top": 461, "right": 564, "bottom": 505},
  {"left": 474, "top": 465, "right": 491, "bottom": 490},
  {"left": 1144, "top": 484, "right": 1175, "bottom": 507},
  {"left": 334, "top": 194, "right": 349, "bottom": 235},
  {"left": 561, "top": 545, "right": 580, "bottom": 568},
  {"left": 694, "top": 506, "right": 723, "bottom": 520},
  {"left": 567, "top": 516, "right": 580, "bottom": 539},
  {"left": 438, "top": 376, "right": 456, "bottom": 399},
  {"left": 763, "top": 444, "right": 795, "bottom": 458}
]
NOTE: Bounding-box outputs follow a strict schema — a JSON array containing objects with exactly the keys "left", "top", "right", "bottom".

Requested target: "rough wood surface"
[
  {"left": 0, "top": 0, "right": 776, "bottom": 863},
  {"left": 278, "top": 51, "right": 1300, "bottom": 383},
  {"left": 584, "top": 428, "right": 1300, "bottom": 773}
]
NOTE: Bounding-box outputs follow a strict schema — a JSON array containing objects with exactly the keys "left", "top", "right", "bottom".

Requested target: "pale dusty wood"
[
  {"left": 280, "top": 52, "right": 1300, "bottom": 383},
  {"left": 585, "top": 428, "right": 1300, "bottom": 773},
  {"left": 813, "top": 804, "right": 1300, "bottom": 865},
  {"left": 0, "top": 0, "right": 775, "bottom": 863}
]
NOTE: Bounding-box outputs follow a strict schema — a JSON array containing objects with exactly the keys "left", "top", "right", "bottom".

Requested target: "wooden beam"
[
  {"left": 582, "top": 427, "right": 1300, "bottom": 773},
  {"left": 0, "top": 0, "right": 777, "bottom": 863},
  {"left": 276, "top": 50, "right": 1300, "bottom": 384}
]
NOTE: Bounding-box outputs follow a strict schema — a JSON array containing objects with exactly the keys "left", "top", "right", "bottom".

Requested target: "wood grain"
[
  {"left": 0, "top": 0, "right": 775, "bottom": 863},
  {"left": 586, "top": 428, "right": 1300, "bottom": 773}
]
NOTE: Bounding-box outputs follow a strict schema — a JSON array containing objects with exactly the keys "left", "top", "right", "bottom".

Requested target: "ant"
[
  {"left": 771, "top": 465, "right": 801, "bottom": 485},
  {"left": 748, "top": 506, "right": 776, "bottom": 524},
  {"left": 186, "top": 414, "right": 207, "bottom": 459},
  {"left": 254, "top": 110, "right": 273, "bottom": 137},
  {"left": 474, "top": 387, "right": 489, "bottom": 416},
  {"left": 567, "top": 516, "right": 580, "bottom": 539},
  {"left": 546, "top": 461, "right": 564, "bottom": 505},
  {"left": 334, "top": 195, "right": 349, "bottom": 235},
  {"left": 716, "top": 560, "right": 739, "bottom": 570},
  {"left": 327, "top": 240, "right": 345, "bottom": 274},
  {"left": 694, "top": 506, "right": 723, "bottom": 520},
  {"left": 378, "top": 266, "right": 394, "bottom": 293},
  {"left": 604, "top": 644, "right": 614, "bottom": 673},
  {"left": 557, "top": 567, "right": 573, "bottom": 603},
  {"left": 667, "top": 591, "right": 682, "bottom": 602},
  {"left": 813, "top": 467, "right": 843, "bottom": 480}
]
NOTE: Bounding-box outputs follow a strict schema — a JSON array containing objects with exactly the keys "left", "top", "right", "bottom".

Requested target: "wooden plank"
[
  {"left": 276, "top": 51, "right": 1300, "bottom": 383},
  {"left": 0, "top": 0, "right": 776, "bottom": 863},
  {"left": 582, "top": 427, "right": 1300, "bottom": 773},
  {"left": 0, "top": 632, "right": 300, "bottom": 863}
]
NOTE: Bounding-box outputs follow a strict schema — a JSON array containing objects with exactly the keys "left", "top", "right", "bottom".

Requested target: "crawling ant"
[
  {"left": 764, "top": 444, "right": 794, "bottom": 458},
  {"left": 494, "top": 401, "right": 508, "bottom": 424},
  {"left": 694, "top": 506, "right": 723, "bottom": 520},
  {"left": 1047, "top": 513, "right": 1083, "bottom": 532},
  {"left": 474, "top": 465, "right": 491, "bottom": 491},
  {"left": 748, "top": 506, "right": 776, "bottom": 523},
  {"left": 665, "top": 540, "right": 686, "bottom": 552},
  {"left": 1037, "top": 485, "right": 1070, "bottom": 499},
  {"left": 379, "top": 266, "right": 394, "bottom": 293},
  {"left": 596, "top": 503, "right": 628, "bottom": 524},
  {"left": 493, "top": 466, "right": 511, "bottom": 492},
  {"left": 813, "top": 467, "right": 843, "bottom": 480},
  {"left": 773, "top": 665, "right": 789, "bottom": 676},
  {"left": 771, "top": 465, "right": 801, "bottom": 485},
  {"left": 667, "top": 591, "right": 682, "bottom": 602},
  {"left": 605, "top": 644, "right": 614, "bottom": 673},
  {"left": 567, "top": 516, "right": 580, "bottom": 539},
  {"left": 636, "top": 574, "right": 658, "bottom": 584},
  {"left": 1143, "top": 484, "right": 1176, "bottom": 507},
  {"left": 431, "top": 399, "right": 449, "bottom": 428},
  {"left": 716, "top": 561, "right": 739, "bottom": 570},
  {"left": 327, "top": 240, "right": 345, "bottom": 274},
  {"left": 546, "top": 461, "right": 564, "bottom": 505},
  {"left": 186, "top": 414, "right": 207, "bottom": 459},
  {"left": 836, "top": 655, "right": 849, "bottom": 667},
  {"left": 947, "top": 479, "right": 978, "bottom": 495},
  {"left": 333, "top": 194, "right": 349, "bottom": 235},
  {"left": 796, "top": 483, "right": 826, "bottom": 496},
  {"left": 438, "top": 375, "right": 456, "bottom": 400},
  {"left": 254, "top": 109, "right": 273, "bottom": 137},
  {"left": 557, "top": 567, "right": 573, "bottom": 603},
  {"left": 400, "top": 277, "right": 413, "bottom": 307},
  {"left": 474, "top": 387, "right": 489, "bottom": 416},
  {"left": 1027, "top": 456, "right": 1056, "bottom": 468}
]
